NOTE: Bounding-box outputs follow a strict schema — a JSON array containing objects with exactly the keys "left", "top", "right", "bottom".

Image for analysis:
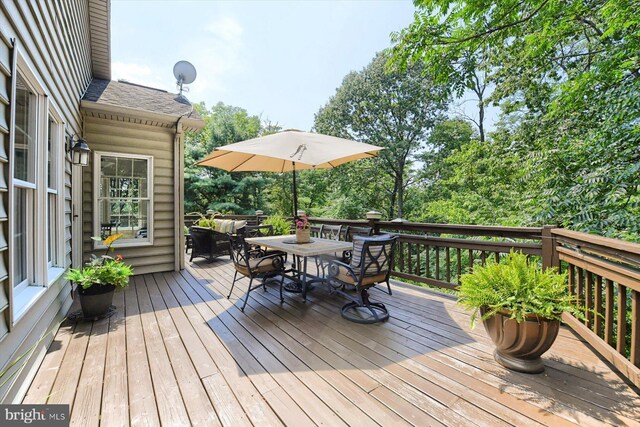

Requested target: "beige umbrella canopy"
[{"left": 196, "top": 129, "right": 383, "bottom": 215}]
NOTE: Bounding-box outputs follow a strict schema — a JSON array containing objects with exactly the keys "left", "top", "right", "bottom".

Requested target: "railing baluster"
[
  {"left": 577, "top": 268, "right": 584, "bottom": 306},
  {"left": 617, "top": 284, "right": 627, "bottom": 355},
  {"left": 416, "top": 244, "right": 421, "bottom": 276},
  {"left": 426, "top": 245, "right": 430, "bottom": 278},
  {"left": 585, "top": 272, "right": 593, "bottom": 329},
  {"left": 568, "top": 264, "right": 575, "bottom": 295},
  {"left": 399, "top": 241, "right": 404, "bottom": 272},
  {"left": 604, "top": 279, "right": 614, "bottom": 345},
  {"left": 435, "top": 246, "right": 440, "bottom": 280},
  {"left": 457, "top": 248, "right": 462, "bottom": 284},
  {"left": 494, "top": 251, "right": 500, "bottom": 263},
  {"left": 468, "top": 249, "right": 473, "bottom": 273},
  {"left": 481, "top": 251, "right": 486, "bottom": 265},
  {"left": 446, "top": 247, "right": 451, "bottom": 283},
  {"left": 631, "top": 290, "right": 639, "bottom": 366},
  {"left": 408, "top": 243, "right": 413, "bottom": 275},
  {"left": 594, "top": 275, "right": 603, "bottom": 337}
]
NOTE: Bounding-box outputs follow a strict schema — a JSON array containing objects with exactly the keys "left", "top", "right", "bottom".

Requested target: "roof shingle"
[{"left": 82, "top": 79, "right": 202, "bottom": 120}]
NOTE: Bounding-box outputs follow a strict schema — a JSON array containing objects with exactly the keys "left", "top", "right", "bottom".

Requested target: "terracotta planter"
[
  {"left": 296, "top": 228, "right": 310, "bottom": 243},
  {"left": 78, "top": 283, "right": 116, "bottom": 319},
  {"left": 481, "top": 307, "right": 560, "bottom": 374}
]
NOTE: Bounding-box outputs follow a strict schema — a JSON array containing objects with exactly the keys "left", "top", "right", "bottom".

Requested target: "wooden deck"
[{"left": 23, "top": 258, "right": 640, "bottom": 426}]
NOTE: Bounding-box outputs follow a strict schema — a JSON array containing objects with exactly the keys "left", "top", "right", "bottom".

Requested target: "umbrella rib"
[
  {"left": 196, "top": 150, "right": 231, "bottom": 165},
  {"left": 229, "top": 154, "right": 257, "bottom": 172}
]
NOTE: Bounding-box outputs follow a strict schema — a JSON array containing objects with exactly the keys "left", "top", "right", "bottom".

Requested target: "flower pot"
[
  {"left": 296, "top": 228, "right": 310, "bottom": 243},
  {"left": 78, "top": 283, "right": 116, "bottom": 319},
  {"left": 480, "top": 307, "right": 560, "bottom": 374}
]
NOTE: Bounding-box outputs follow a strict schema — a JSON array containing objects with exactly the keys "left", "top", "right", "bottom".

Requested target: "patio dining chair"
[
  {"left": 341, "top": 225, "right": 374, "bottom": 268},
  {"left": 327, "top": 234, "right": 397, "bottom": 323},
  {"left": 314, "top": 225, "right": 344, "bottom": 274},
  {"left": 241, "top": 224, "right": 288, "bottom": 260},
  {"left": 228, "top": 233, "right": 287, "bottom": 312}
]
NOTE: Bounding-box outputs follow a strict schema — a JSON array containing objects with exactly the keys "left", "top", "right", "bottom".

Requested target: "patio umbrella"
[{"left": 196, "top": 129, "right": 383, "bottom": 216}]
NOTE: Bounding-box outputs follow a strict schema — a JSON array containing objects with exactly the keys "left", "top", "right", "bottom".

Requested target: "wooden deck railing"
[
  {"left": 183, "top": 212, "right": 640, "bottom": 387},
  {"left": 548, "top": 229, "right": 640, "bottom": 388}
]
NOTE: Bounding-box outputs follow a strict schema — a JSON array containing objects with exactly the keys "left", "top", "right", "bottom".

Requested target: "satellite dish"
[{"left": 173, "top": 60, "right": 197, "bottom": 95}]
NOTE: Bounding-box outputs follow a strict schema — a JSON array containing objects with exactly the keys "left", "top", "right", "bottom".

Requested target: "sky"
[{"left": 111, "top": 0, "right": 497, "bottom": 132}]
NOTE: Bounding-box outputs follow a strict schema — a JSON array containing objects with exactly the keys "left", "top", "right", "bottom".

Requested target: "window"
[
  {"left": 47, "top": 115, "right": 63, "bottom": 268},
  {"left": 95, "top": 152, "right": 153, "bottom": 246},
  {"left": 13, "top": 73, "right": 37, "bottom": 292},
  {"left": 10, "top": 57, "right": 66, "bottom": 321}
]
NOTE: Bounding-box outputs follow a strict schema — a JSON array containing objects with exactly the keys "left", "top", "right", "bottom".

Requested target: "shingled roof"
[{"left": 82, "top": 79, "right": 202, "bottom": 120}]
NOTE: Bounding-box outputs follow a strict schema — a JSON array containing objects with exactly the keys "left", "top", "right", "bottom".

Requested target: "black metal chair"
[
  {"left": 314, "top": 225, "right": 343, "bottom": 275},
  {"left": 240, "top": 224, "right": 288, "bottom": 260},
  {"left": 327, "top": 234, "right": 397, "bottom": 323},
  {"left": 341, "top": 225, "right": 374, "bottom": 267},
  {"left": 309, "top": 224, "right": 323, "bottom": 238},
  {"left": 228, "top": 234, "right": 287, "bottom": 312}
]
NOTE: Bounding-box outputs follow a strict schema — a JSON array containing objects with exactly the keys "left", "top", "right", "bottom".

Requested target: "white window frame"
[
  {"left": 44, "top": 104, "right": 66, "bottom": 284},
  {"left": 93, "top": 151, "right": 154, "bottom": 248},
  {"left": 9, "top": 52, "right": 54, "bottom": 322}
]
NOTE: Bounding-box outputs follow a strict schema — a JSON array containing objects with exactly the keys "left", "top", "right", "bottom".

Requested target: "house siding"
[
  {"left": 0, "top": 0, "right": 91, "bottom": 402},
  {"left": 82, "top": 116, "right": 177, "bottom": 275}
]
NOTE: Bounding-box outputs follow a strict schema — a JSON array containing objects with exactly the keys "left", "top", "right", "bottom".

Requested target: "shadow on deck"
[{"left": 22, "top": 257, "right": 640, "bottom": 426}]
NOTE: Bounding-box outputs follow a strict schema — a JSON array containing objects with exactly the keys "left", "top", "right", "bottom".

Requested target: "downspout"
[{"left": 174, "top": 116, "right": 185, "bottom": 271}]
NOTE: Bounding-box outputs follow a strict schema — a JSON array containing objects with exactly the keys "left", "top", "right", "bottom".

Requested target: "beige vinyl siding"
[
  {"left": 82, "top": 116, "right": 177, "bottom": 275},
  {"left": 0, "top": 1, "right": 91, "bottom": 402},
  {"left": 0, "top": 33, "right": 10, "bottom": 345}
]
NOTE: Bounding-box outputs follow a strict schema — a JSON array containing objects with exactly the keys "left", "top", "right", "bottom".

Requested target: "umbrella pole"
[{"left": 292, "top": 161, "right": 298, "bottom": 217}]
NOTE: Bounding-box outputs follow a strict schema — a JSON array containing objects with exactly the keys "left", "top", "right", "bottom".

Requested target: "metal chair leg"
[
  {"left": 385, "top": 280, "right": 392, "bottom": 295},
  {"left": 228, "top": 271, "right": 238, "bottom": 299},
  {"left": 279, "top": 272, "right": 285, "bottom": 303},
  {"left": 241, "top": 277, "right": 253, "bottom": 312}
]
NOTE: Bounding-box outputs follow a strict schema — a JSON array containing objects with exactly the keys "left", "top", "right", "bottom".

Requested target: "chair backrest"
[
  {"left": 344, "top": 226, "right": 373, "bottom": 241},
  {"left": 350, "top": 234, "right": 398, "bottom": 280},
  {"left": 310, "top": 224, "right": 323, "bottom": 238},
  {"left": 319, "top": 224, "right": 342, "bottom": 241},
  {"left": 228, "top": 233, "right": 251, "bottom": 271},
  {"left": 190, "top": 226, "right": 213, "bottom": 254},
  {"left": 243, "top": 224, "right": 274, "bottom": 238}
]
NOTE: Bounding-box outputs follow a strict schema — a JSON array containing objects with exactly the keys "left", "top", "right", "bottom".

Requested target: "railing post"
[
  {"left": 366, "top": 211, "right": 382, "bottom": 235},
  {"left": 542, "top": 225, "right": 559, "bottom": 270}
]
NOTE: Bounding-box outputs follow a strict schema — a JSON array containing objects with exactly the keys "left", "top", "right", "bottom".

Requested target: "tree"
[
  {"left": 184, "top": 102, "right": 270, "bottom": 214},
  {"left": 314, "top": 51, "right": 449, "bottom": 219},
  {"left": 391, "top": 0, "right": 640, "bottom": 237}
]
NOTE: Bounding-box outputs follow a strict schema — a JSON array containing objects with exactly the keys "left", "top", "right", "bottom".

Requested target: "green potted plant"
[
  {"left": 262, "top": 214, "right": 291, "bottom": 236},
  {"left": 457, "top": 251, "right": 583, "bottom": 373},
  {"left": 66, "top": 234, "right": 134, "bottom": 319}
]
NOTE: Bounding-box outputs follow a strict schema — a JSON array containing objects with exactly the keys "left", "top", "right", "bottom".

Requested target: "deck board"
[{"left": 23, "top": 257, "right": 640, "bottom": 426}]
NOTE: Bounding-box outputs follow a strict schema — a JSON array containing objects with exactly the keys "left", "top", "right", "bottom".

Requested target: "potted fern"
[
  {"left": 66, "top": 234, "right": 133, "bottom": 319},
  {"left": 458, "top": 251, "right": 582, "bottom": 373}
]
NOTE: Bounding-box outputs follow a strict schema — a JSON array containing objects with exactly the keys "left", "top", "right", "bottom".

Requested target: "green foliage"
[
  {"left": 184, "top": 102, "right": 277, "bottom": 214},
  {"left": 261, "top": 214, "right": 291, "bottom": 236},
  {"left": 458, "top": 252, "right": 583, "bottom": 329},
  {"left": 66, "top": 258, "right": 134, "bottom": 289},
  {"left": 391, "top": 0, "right": 640, "bottom": 239},
  {"left": 193, "top": 216, "right": 217, "bottom": 229},
  {"left": 66, "top": 234, "right": 134, "bottom": 289},
  {"left": 314, "top": 51, "right": 449, "bottom": 219}
]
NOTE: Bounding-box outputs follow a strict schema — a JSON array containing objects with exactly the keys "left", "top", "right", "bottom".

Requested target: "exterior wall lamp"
[{"left": 67, "top": 135, "right": 91, "bottom": 166}]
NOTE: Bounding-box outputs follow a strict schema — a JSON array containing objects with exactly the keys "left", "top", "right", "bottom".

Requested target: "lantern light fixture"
[{"left": 67, "top": 135, "right": 91, "bottom": 166}]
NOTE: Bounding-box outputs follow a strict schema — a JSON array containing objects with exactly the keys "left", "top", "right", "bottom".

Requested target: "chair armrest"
[
  {"left": 253, "top": 253, "right": 286, "bottom": 271},
  {"left": 328, "top": 260, "right": 359, "bottom": 283}
]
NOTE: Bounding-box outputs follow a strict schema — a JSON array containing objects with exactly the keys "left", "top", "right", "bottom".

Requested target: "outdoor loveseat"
[{"left": 189, "top": 219, "right": 247, "bottom": 262}]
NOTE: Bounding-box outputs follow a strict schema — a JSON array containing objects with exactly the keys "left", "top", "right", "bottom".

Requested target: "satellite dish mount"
[{"left": 173, "top": 60, "right": 197, "bottom": 96}]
